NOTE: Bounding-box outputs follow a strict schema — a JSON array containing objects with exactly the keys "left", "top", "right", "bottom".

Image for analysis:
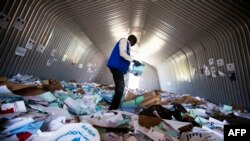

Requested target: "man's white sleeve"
[{"left": 119, "top": 38, "right": 133, "bottom": 62}]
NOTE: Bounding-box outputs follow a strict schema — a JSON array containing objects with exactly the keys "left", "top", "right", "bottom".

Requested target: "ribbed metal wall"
[
  {"left": 157, "top": 1, "right": 250, "bottom": 109},
  {"left": 0, "top": 0, "right": 105, "bottom": 82},
  {"left": 0, "top": 0, "right": 249, "bottom": 108}
]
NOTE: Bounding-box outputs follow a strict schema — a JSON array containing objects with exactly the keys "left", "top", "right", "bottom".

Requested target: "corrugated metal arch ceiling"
[{"left": 30, "top": 0, "right": 250, "bottom": 67}]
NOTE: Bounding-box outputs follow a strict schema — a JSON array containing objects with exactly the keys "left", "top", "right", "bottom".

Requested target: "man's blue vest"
[{"left": 107, "top": 39, "right": 131, "bottom": 74}]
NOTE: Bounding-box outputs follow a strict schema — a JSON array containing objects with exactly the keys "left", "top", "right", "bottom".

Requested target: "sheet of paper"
[
  {"left": 62, "top": 55, "right": 67, "bottom": 62},
  {"left": 79, "top": 64, "right": 83, "bottom": 69},
  {"left": 0, "top": 12, "right": 11, "bottom": 29},
  {"left": 227, "top": 63, "right": 235, "bottom": 71},
  {"left": 217, "top": 59, "right": 224, "bottom": 66},
  {"left": 51, "top": 49, "right": 57, "bottom": 57},
  {"left": 25, "top": 39, "right": 35, "bottom": 50},
  {"left": 13, "top": 17, "right": 25, "bottom": 31},
  {"left": 0, "top": 85, "right": 12, "bottom": 93},
  {"left": 208, "top": 58, "right": 214, "bottom": 65},
  {"left": 15, "top": 46, "right": 27, "bottom": 57}
]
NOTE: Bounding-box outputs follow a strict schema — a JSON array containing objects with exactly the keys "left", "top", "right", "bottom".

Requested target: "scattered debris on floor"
[{"left": 0, "top": 74, "right": 250, "bottom": 141}]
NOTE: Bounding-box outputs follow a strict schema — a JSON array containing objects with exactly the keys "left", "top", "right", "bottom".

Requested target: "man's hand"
[{"left": 133, "top": 60, "right": 141, "bottom": 66}]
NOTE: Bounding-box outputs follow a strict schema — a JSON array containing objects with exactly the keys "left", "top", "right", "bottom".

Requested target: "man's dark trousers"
[{"left": 109, "top": 68, "right": 125, "bottom": 110}]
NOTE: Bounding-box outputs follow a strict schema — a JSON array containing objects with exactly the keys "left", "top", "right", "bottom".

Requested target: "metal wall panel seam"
[
  {"left": 205, "top": 34, "right": 233, "bottom": 105},
  {"left": 189, "top": 0, "right": 246, "bottom": 107},
  {"left": 188, "top": 43, "right": 205, "bottom": 98},
  {"left": 0, "top": 0, "right": 18, "bottom": 46},
  {"left": 54, "top": 30, "right": 74, "bottom": 80},
  {"left": 43, "top": 27, "right": 66, "bottom": 79},
  {"left": 2, "top": 0, "right": 32, "bottom": 75},
  {"left": 0, "top": 0, "right": 21, "bottom": 62},
  {"left": 0, "top": 0, "right": 26, "bottom": 75},
  {"left": 170, "top": 58, "right": 179, "bottom": 93},
  {"left": 19, "top": 0, "right": 56, "bottom": 77},
  {"left": 168, "top": 0, "right": 250, "bottom": 107},
  {"left": 61, "top": 1, "right": 133, "bottom": 25},
  {"left": 166, "top": 61, "right": 176, "bottom": 92},
  {"left": 42, "top": 27, "right": 65, "bottom": 79},
  {"left": 161, "top": 62, "right": 169, "bottom": 91},
  {"left": 222, "top": 0, "right": 250, "bottom": 107},
  {"left": 42, "top": 1, "right": 105, "bottom": 56},
  {"left": 10, "top": 0, "right": 39, "bottom": 76},
  {"left": 158, "top": 62, "right": 169, "bottom": 91},
  {"left": 169, "top": 56, "right": 180, "bottom": 94},
  {"left": 162, "top": 61, "right": 171, "bottom": 91},
  {"left": 210, "top": 28, "right": 236, "bottom": 105},
  {"left": 26, "top": 10, "right": 86, "bottom": 78},
  {"left": 0, "top": 0, "right": 14, "bottom": 45},
  {"left": 186, "top": 47, "right": 199, "bottom": 95},
  {"left": 188, "top": 0, "right": 243, "bottom": 107},
  {"left": 199, "top": 0, "right": 244, "bottom": 106},
  {"left": 191, "top": 42, "right": 210, "bottom": 100},
  {"left": 175, "top": 52, "right": 187, "bottom": 93},
  {"left": 199, "top": 37, "right": 226, "bottom": 104},
  {"left": 204, "top": 0, "right": 249, "bottom": 108},
  {"left": 26, "top": 1, "right": 59, "bottom": 78},
  {"left": 150, "top": 2, "right": 204, "bottom": 42},
  {"left": 179, "top": 50, "right": 193, "bottom": 94},
  {"left": 14, "top": 0, "right": 45, "bottom": 75},
  {"left": 181, "top": 47, "right": 196, "bottom": 95}
]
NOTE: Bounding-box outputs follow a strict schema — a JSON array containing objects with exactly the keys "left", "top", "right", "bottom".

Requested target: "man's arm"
[{"left": 119, "top": 38, "right": 133, "bottom": 62}]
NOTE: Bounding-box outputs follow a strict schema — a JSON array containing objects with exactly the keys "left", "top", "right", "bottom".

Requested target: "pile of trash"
[{"left": 0, "top": 74, "right": 250, "bottom": 141}]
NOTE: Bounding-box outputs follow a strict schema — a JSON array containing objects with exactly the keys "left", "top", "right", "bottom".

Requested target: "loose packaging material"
[
  {"left": 180, "top": 128, "right": 223, "bottom": 141},
  {"left": 139, "top": 105, "right": 173, "bottom": 120},
  {"left": 124, "top": 91, "right": 137, "bottom": 101},
  {"left": 43, "top": 79, "right": 63, "bottom": 92},
  {"left": 20, "top": 87, "right": 47, "bottom": 96},
  {"left": 147, "top": 127, "right": 175, "bottom": 141},
  {"left": 4, "top": 83, "right": 38, "bottom": 94},
  {"left": 69, "top": 80, "right": 77, "bottom": 83},
  {"left": 23, "top": 96, "right": 49, "bottom": 106},
  {"left": 163, "top": 120, "right": 193, "bottom": 132},
  {"left": 86, "top": 111, "right": 126, "bottom": 128},
  {"left": 123, "top": 90, "right": 161, "bottom": 108},
  {"left": 11, "top": 120, "right": 44, "bottom": 135},
  {"left": 223, "top": 104, "right": 232, "bottom": 111},
  {"left": 1, "top": 117, "right": 35, "bottom": 134},
  {"left": 1, "top": 81, "right": 45, "bottom": 96},
  {"left": 64, "top": 97, "right": 88, "bottom": 115},
  {"left": 141, "top": 95, "right": 161, "bottom": 107},
  {"left": 0, "top": 85, "right": 13, "bottom": 94},
  {"left": 2, "top": 73, "right": 250, "bottom": 141},
  {"left": 0, "top": 76, "right": 8, "bottom": 84},
  {"left": 232, "top": 104, "right": 245, "bottom": 113},
  {"left": 100, "top": 132, "right": 121, "bottom": 141},
  {"left": 29, "top": 123, "right": 100, "bottom": 141},
  {"left": 194, "top": 116, "right": 209, "bottom": 125},
  {"left": 186, "top": 108, "right": 209, "bottom": 118},
  {"left": 172, "top": 96, "right": 203, "bottom": 105},
  {"left": 1, "top": 101, "right": 27, "bottom": 113},
  {"left": 35, "top": 91, "right": 57, "bottom": 103},
  {"left": 75, "top": 88, "right": 85, "bottom": 94},
  {"left": 47, "top": 116, "right": 66, "bottom": 131},
  {"left": 138, "top": 115, "right": 162, "bottom": 129},
  {"left": 143, "top": 90, "right": 159, "bottom": 101},
  {"left": 202, "top": 125, "right": 224, "bottom": 140},
  {"left": 121, "top": 96, "right": 144, "bottom": 108}
]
